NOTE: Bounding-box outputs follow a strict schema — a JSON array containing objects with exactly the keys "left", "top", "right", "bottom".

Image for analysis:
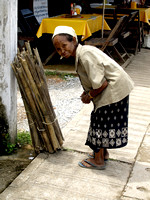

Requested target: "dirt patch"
[
  {"left": 0, "top": 159, "right": 30, "bottom": 193},
  {"left": 0, "top": 146, "right": 36, "bottom": 193}
]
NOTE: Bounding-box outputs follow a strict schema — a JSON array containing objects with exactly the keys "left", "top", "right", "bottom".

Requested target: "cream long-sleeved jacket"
[{"left": 75, "top": 44, "right": 134, "bottom": 111}]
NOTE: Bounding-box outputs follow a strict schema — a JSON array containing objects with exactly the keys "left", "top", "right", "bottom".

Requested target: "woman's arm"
[
  {"left": 81, "top": 80, "right": 108, "bottom": 104},
  {"left": 89, "top": 80, "right": 108, "bottom": 98}
]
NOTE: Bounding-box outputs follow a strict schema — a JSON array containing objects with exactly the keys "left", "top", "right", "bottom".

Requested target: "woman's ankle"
[{"left": 94, "top": 149, "right": 105, "bottom": 165}]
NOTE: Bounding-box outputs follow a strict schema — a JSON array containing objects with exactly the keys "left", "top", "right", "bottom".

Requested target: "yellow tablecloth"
[
  {"left": 95, "top": 6, "right": 150, "bottom": 25},
  {"left": 36, "top": 14, "right": 111, "bottom": 41}
]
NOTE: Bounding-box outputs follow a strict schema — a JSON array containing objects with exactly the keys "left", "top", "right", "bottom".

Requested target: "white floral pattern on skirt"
[{"left": 85, "top": 96, "right": 129, "bottom": 151}]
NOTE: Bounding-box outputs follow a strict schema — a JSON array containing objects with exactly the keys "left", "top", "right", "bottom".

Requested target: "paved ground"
[{"left": 0, "top": 48, "right": 150, "bottom": 200}]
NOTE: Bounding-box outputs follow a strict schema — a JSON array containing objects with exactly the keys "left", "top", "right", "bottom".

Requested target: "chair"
[
  {"left": 114, "top": 10, "right": 141, "bottom": 54},
  {"left": 18, "top": 9, "right": 40, "bottom": 49},
  {"left": 85, "top": 15, "right": 131, "bottom": 67}
]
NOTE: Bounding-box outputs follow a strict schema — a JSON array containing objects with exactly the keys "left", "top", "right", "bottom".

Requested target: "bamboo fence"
[{"left": 12, "top": 42, "right": 64, "bottom": 153}]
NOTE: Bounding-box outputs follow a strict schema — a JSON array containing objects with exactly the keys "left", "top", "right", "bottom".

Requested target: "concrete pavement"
[{"left": 0, "top": 48, "right": 150, "bottom": 200}]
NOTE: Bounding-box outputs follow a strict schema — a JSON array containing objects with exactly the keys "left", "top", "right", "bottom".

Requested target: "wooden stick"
[
  {"left": 33, "top": 48, "right": 64, "bottom": 142},
  {"left": 14, "top": 62, "right": 54, "bottom": 153},
  {"left": 12, "top": 63, "right": 43, "bottom": 152},
  {"left": 25, "top": 52, "right": 64, "bottom": 144},
  {"left": 25, "top": 41, "right": 33, "bottom": 58},
  {"left": 18, "top": 55, "right": 60, "bottom": 150},
  {"left": 12, "top": 42, "right": 64, "bottom": 153},
  {"left": 43, "top": 50, "right": 57, "bottom": 66}
]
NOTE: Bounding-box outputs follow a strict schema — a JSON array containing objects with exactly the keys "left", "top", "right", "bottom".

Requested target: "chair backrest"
[
  {"left": 18, "top": 9, "right": 40, "bottom": 36},
  {"left": 100, "top": 10, "right": 139, "bottom": 51},
  {"left": 119, "top": 10, "right": 139, "bottom": 34},
  {"left": 128, "top": 10, "right": 139, "bottom": 23},
  {"left": 116, "top": 10, "right": 140, "bottom": 51},
  {"left": 101, "top": 15, "right": 128, "bottom": 51}
]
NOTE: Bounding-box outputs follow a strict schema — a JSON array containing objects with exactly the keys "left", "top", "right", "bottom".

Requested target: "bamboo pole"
[
  {"left": 12, "top": 63, "right": 44, "bottom": 153},
  {"left": 25, "top": 41, "right": 33, "bottom": 58},
  {"left": 18, "top": 56, "right": 60, "bottom": 150},
  {"left": 12, "top": 42, "right": 63, "bottom": 153},
  {"left": 12, "top": 63, "right": 41, "bottom": 149},
  {"left": 25, "top": 49, "right": 64, "bottom": 144},
  {"left": 12, "top": 43, "right": 63, "bottom": 153},
  {"left": 33, "top": 48, "right": 64, "bottom": 141},
  {"left": 27, "top": 56, "right": 64, "bottom": 144},
  {"left": 14, "top": 62, "right": 54, "bottom": 152},
  {"left": 33, "top": 47, "right": 43, "bottom": 71}
]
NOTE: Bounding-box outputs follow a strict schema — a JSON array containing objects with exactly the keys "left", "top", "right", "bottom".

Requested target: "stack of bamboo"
[{"left": 12, "top": 42, "right": 64, "bottom": 153}]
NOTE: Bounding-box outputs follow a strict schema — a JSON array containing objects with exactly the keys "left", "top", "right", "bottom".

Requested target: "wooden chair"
[
  {"left": 84, "top": 15, "right": 131, "bottom": 67},
  {"left": 114, "top": 10, "right": 141, "bottom": 54},
  {"left": 18, "top": 9, "right": 39, "bottom": 50}
]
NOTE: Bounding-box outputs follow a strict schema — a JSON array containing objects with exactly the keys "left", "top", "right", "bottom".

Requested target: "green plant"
[
  {"left": 0, "top": 132, "right": 17, "bottom": 155},
  {"left": 44, "top": 70, "right": 58, "bottom": 76},
  {"left": 0, "top": 131, "right": 32, "bottom": 155},
  {"left": 4, "top": 143, "right": 16, "bottom": 155},
  {"left": 16, "top": 131, "right": 32, "bottom": 147},
  {"left": 44, "top": 70, "right": 75, "bottom": 80}
]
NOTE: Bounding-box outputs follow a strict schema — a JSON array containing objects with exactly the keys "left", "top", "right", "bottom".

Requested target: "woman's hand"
[
  {"left": 80, "top": 92, "right": 91, "bottom": 104},
  {"left": 80, "top": 80, "right": 108, "bottom": 104}
]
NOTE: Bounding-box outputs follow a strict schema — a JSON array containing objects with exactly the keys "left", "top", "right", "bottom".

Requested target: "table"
[
  {"left": 93, "top": 6, "right": 150, "bottom": 25},
  {"left": 129, "top": 7, "right": 150, "bottom": 25},
  {"left": 36, "top": 14, "right": 111, "bottom": 41}
]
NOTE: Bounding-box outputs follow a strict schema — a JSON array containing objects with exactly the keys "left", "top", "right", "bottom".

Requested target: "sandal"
[{"left": 78, "top": 159, "right": 106, "bottom": 170}]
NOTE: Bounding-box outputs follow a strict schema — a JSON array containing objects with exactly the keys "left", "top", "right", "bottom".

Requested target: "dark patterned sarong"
[{"left": 85, "top": 95, "right": 129, "bottom": 151}]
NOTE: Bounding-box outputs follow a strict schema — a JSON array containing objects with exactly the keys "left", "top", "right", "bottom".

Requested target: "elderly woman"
[{"left": 52, "top": 26, "right": 134, "bottom": 170}]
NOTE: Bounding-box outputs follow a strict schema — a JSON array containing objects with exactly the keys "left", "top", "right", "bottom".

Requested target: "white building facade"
[{"left": 0, "top": 0, "right": 17, "bottom": 142}]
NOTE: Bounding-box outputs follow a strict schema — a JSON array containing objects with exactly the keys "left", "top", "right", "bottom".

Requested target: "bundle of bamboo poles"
[{"left": 12, "top": 42, "right": 64, "bottom": 153}]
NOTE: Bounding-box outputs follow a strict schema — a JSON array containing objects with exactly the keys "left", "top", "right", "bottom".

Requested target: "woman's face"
[{"left": 53, "top": 35, "right": 77, "bottom": 59}]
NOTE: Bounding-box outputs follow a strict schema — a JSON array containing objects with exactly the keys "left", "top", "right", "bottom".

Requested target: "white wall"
[{"left": 0, "top": 0, "right": 17, "bottom": 142}]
